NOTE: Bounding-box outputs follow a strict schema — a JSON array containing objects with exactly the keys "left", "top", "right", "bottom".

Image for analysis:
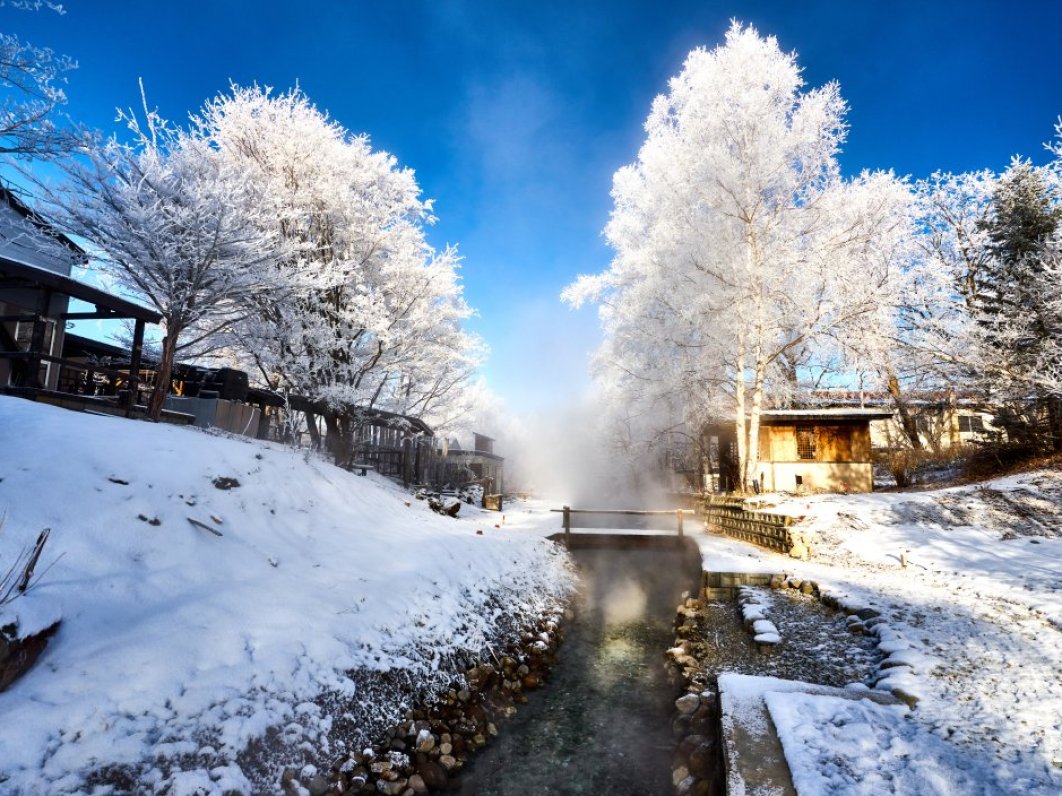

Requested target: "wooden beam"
[
  {"left": 125, "top": 318, "right": 145, "bottom": 416},
  {"left": 60, "top": 310, "right": 123, "bottom": 321},
  {"left": 25, "top": 288, "right": 51, "bottom": 389}
]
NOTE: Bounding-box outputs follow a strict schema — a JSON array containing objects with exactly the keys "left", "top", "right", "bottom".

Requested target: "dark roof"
[
  {"left": 1, "top": 185, "right": 86, "bottom": 258},
  {"left": 0, "top": 257, "right": 161, "bottom": 323},
  {"left": 61, "top": 332, "right": 133, "bottom": 360},
  {"left": 759, "top": 408, "right": 894, "bottom": 422}
]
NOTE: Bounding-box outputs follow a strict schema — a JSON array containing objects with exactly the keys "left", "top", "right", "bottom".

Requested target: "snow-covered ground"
[
  {"left": 701, "top": 480, "right": 1062, "bottom": 794},
  {"left": 0, "top": 398, "right": 573, "bottom": 795}
]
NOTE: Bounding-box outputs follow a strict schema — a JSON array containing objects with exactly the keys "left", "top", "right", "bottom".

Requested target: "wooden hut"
[{"left": 706, "top": 408, "right": 893, "bottom": 494}]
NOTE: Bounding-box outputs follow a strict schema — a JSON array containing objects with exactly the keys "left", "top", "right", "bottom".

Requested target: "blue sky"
[{"left": 5, "top": 1, "right": 1062, "bottom": 412}]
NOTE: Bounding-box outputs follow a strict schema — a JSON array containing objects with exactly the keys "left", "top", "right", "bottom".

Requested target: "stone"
[
  {"left": 407, "top": 774, "right": 427, "bottom": 794},
  {"left": 415, "top": 760, "right": 447, "bottom": 790},
  {"left": 800, "top": 581, "right": 814, "bottom": 594},
  {"left": 438, "top": 754, "right": 458, "bottom": 771},
  {"left": 689, "top": 741, "right": 717, "bottom": 778},
  {"left": 376, "top": 780, "right": 406, "bottom": 795},
  {"left": 672, "top": 713, "right": 692, "bottom": 738},
  {"left": 308, "top": 775, "right": 331, "bottom": 796},
  {"left": 415, "top": 730, "right": 435, "bottom": 753},
  {"left": 438, "top": 742, "right": 452, "bottom": 756},
  {"left": 672, "top": 766, "right": 690, "bottom": 786},
  {"left": 675, "top": 693, "right": 700, "bottom": 713},
  {"left": 890, "top": 686, "right": 921, "bottom": 708}
]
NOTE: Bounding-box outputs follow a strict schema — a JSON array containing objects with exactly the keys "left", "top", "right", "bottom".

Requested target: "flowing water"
[{"left": 456, "top": 543, "right": 702, "bottom": 796}]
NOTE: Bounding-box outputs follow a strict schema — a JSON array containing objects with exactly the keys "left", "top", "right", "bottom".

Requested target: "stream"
[{"left": 456, "top": 543, "right": 702, "bottom": 796}]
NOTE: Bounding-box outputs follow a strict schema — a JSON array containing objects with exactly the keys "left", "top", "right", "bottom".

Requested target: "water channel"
[{"left": 456, "top": 541, "right": 702, "bottom": 796}]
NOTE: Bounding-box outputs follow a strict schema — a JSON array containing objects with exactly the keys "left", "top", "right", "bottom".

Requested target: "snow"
[
  {"left": 0, "top": 590, "right": 61, "bottom": 639},
  {"left": 699, "top": 479, "right": 1062, "bottom": 793},
  {"left": 765, "top": 690, "right": 1004, "bottom": 795},
  {"left": 0, "top": 397, "right": 573, "bottom": 794}
]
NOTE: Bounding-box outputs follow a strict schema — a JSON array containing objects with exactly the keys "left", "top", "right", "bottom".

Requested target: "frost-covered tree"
[
  {"left": 0, "top": 1, "right": 80, "bottom": 159},
  {"left": 976, "top": 158, "right": 1061, "bottom": 363},
  {"left": 197, "top": 86, "right": 481, "bottom": 459},
  {"left": 565, "top": 22, "right": 909, "bottom": 491},
  {"left": 37, "top": 88, "right": 280, "bottom": 420}
]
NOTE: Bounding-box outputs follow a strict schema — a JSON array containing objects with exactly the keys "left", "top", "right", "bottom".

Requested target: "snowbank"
[
  {"left": 0, "top": 398, "right": 573, "bottom": 794},
  {"left": 765, "top": 690, "right": 1003, "bottom": 795},
  {"left": 697, "top": 479, "right": 1062, "bottom": 793}
]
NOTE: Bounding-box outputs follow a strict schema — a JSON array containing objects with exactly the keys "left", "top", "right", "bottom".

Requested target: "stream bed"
[{"left": 456, "top": 544, "right": 701, "bottom": 796}]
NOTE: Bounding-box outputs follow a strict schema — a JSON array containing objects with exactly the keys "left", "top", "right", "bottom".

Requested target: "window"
[
  {"left": 958, "top": 415, "right": 985, "bottom": 433},
  {"left": 795, "top": 426, "right": 816, "bottom": 460}
]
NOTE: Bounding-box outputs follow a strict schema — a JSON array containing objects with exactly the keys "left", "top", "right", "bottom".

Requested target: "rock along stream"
[{"left": 457, "top": 542, "right": 702, "bottom": 796}]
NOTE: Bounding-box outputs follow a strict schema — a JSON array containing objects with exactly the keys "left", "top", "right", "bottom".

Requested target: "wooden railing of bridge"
[{"left": 550, "top": 506, "right": 696, "bottom": 546}]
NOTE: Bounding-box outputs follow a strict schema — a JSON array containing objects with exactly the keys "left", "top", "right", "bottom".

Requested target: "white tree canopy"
[
  {"left": 33, "top": 86, "right": 281, "bottom": 419},
  {"left": 197, "top": 86, "right": 482, "bottom": 445},
  {"left": 565, "top": 22, "right": 910, "bottom": 490}
]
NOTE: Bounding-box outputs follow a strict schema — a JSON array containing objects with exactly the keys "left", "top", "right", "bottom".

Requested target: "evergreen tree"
[
  {"left": 976, "top": 159, "right": 1061, "bottom": 356},
  {"left": 976, "top": 158, "right": 1062, "bottom": 449}
]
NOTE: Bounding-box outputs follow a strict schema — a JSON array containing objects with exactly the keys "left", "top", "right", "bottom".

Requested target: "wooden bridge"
[{"left": 550, "top": 506, "right": 696, "bottom": 548}]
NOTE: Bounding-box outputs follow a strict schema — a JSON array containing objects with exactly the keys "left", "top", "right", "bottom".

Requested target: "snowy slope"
[{"left": 0, "top": 398, "right": 573, "bottom": 795}]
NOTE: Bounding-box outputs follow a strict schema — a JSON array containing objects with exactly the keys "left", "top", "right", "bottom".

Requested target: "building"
[
  {"left": 801, "top": 390, "right": 999, "bottom": 451},
  {"left": 705, "top": 408, "right": 892, "bottom": 494},
  {"left": 869, "top": 404, "right": 996, "bottom": 451},
  {"left": 0, "top": 187, "right": 159, "bottom": 406},
  {"left": 445, "top": 433, "right": 505, "bottom": 493}
]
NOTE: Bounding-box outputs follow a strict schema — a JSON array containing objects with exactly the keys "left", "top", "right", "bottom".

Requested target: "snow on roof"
[{"left": 759, "top": 408, "right": 894, "bottom": 421}]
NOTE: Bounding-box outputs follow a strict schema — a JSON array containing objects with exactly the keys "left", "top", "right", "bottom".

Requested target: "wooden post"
[
  {"left": 126, "top": 318, "right": 145, "bottom": 416},
  {"left": 26, "top": 288, "right": 52, "bottom": 389},
  {"left": 676, "top": 509, "right": 684, "bottom": 537},
  {"left": 563, "top": 505, "right": 571, "bottom": 546}
]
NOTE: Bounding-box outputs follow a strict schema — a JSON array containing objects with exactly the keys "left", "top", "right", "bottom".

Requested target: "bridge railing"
[{"left": 550, "top": 506, "right": 696, "bottom": 545}]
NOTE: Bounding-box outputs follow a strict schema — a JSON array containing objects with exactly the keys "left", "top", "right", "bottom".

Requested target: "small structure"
[
  {"left": 0, "top": 187, "right": 160, "bottom": 414},
  {"left": 287, "top": 395, "right": 436, "bottom": 485},
  {"left": 706, "top": 408, "right": 892, "bottom": 494},
  {"left": 445, "top": 432, "right": 505, "bottom": 494}
]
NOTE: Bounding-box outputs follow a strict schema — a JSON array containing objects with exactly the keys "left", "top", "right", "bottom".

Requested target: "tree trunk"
[
  {"left": 885, "top": 368, "right": 923, "bottom": 450},
  {"left": 734, "top": 334, "right": 747, "bottom": 493},
  {"left": 746, "top": 358, "right": 767, "bottom": 493},
  {"left": 147, "top": 331, "right": 179, "bottom": 421},
  {"left": 305, "top": 412, "right": 322, "bottom": 449},
  {"left": 1046, "top": 394, "right": 1062, "bottom": 453}
]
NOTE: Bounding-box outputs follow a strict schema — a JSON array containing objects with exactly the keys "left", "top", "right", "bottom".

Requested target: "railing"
[{"left": 550, "top": 506, "right": 696, "bottom": 545}]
